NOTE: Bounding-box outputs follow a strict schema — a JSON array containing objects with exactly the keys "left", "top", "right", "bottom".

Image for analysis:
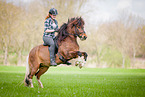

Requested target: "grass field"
[{"left": 0, "top": 66, "right": 145, "bottom": 97}]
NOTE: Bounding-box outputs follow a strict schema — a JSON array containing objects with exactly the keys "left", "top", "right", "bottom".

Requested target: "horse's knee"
[
  {"left": 77, "top": 51, "right": 82, "bottom": 57},
  {"left": 28, "top": 74, "right": 33, "bottom": 79}
]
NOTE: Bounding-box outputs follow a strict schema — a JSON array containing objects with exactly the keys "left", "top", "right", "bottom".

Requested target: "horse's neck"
[
  {"left": 66, "top": 36, "right": 78, "bottom": 46},
  {"left": 57, "top": 35, "right": 77, "bottom": 45},
  {"left": 58, "top": 36, "right": 79, "bottom": 52}
]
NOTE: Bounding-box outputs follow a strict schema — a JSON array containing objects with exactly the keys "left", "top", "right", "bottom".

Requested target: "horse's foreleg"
[
  {"left": 68, "top": 51, "right": 88, "bottom": 60},
  {"left": 78, "top": 52, "right": 88, "bottom": 68},
  {"left": 68, "top": 51, "right": 88, "bottom": 68},
  {"left": 80, "top": 52, "right": 88, "bottom": 61},
  {"left": 35, "top": 66, "right": 49, "bottom": 88}
]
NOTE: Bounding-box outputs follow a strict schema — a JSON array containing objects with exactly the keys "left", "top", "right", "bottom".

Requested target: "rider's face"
[{"left": 50, "top": 14, "right": 56, "bottom": 19}]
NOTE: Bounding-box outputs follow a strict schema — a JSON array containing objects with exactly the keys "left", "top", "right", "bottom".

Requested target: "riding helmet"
[{"left": 49, "top": 8, "right": 58, "bottom": 15}]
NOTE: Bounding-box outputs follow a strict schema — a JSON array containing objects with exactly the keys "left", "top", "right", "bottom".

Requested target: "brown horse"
[{"left": 24, "top": 17, "right": 88, "bottom": 88}]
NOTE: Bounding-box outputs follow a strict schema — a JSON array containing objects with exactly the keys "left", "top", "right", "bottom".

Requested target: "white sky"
[{"left": 80, "top": 0, "right": 145, "bottom": 25}]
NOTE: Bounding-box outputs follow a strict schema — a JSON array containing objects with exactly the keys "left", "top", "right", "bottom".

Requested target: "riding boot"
[{"left": 48, "top": 47, "right": 57, "bottom": 66}]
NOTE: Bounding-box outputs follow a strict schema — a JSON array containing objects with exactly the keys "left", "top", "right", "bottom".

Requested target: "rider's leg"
[
  {"left": 48, "top": 42, "right": 57, "bottom": 66},
  {"left": 43, "top": 36, "right": 57, "bottom": 66}
]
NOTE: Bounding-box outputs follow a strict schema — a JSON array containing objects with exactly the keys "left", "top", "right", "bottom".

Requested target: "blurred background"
[{"left": 0, "top": 0, "right": 145, "bottom": 68}]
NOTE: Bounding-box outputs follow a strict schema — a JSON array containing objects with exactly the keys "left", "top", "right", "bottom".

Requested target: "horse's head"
[
  {"left": 57, "top": 17, "right": 87, "bottom": 44},
  {"left": 68, "top": 17, "right": 87, "bottom": 41}
]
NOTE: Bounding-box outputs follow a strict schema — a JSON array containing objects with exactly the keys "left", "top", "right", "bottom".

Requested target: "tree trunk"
[
  {"left": 3, "top": 45, "right": 8, "bottom": 65},
  {"left": 17, "top": 49, "right": 22, "bottom": 66},
  {"left": 96, "top": 52, "right": 100, "bottom": 67},
  {"left": 122, "top": 55, "right": 125, "bottom": 68},
  {"left": 95, "top": 45, "right": 100, "bottom": 67},
  {"left": 132, "top": 47, "right": 136, "bottom": 68}
]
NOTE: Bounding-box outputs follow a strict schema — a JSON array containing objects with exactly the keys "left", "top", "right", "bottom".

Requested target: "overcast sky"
[
  {"left": 80, "top": 0, "right": 145, "bottom": 25},
  {"left": 7, "top": 0, "right": 145, "bottom": 25}
]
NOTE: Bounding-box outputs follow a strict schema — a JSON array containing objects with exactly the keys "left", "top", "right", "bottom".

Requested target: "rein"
[
  {"left": 66, "top": 25, "right": 85, "bottom": 38},
  {"left": 74, "top": 25, "right": 85, "bottom": 38}
]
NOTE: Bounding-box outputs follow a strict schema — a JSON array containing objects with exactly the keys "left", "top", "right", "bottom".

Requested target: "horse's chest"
[{"left": 60, "top": 42, "right": 79, "bottom": 51}]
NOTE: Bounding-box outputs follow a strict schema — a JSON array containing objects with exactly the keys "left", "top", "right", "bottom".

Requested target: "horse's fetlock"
[{"left": 25, "top": 77, "right": 30, "bottom": 86}]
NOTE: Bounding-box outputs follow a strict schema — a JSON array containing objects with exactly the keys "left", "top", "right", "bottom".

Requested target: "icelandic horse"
[{"left": 24, "top": 17, "right": 88, "bottom": 88}]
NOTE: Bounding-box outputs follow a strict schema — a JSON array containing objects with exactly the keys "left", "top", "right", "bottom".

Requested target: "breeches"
[{"left": 43, "top": 36, "right": 55, "bottom": 56}]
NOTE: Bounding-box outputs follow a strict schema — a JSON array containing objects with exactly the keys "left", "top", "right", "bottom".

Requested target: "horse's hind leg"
[
  {"left": 35, "top": 66, "right": 49, "bottom": 88},
  {"left": 29, "top": 78, "right": 34, "bottom": 88},
  {"left": 28, "top": 64, "right": 40, "bottom": 88},
  {"left": 25, "top": 73, "right": 34, "bottom": 88}
]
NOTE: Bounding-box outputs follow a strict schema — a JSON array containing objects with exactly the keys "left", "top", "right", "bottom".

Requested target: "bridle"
[
  {"left": 68, "top": 24, "right": 85, "bottom": 38},
  {"left": 74, "top": 25, "right": 86, "bottom": 38}
]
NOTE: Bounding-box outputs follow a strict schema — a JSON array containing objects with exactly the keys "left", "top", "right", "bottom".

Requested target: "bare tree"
[{"left": 0, "top": 2, "right": 20, "bottom": 65}]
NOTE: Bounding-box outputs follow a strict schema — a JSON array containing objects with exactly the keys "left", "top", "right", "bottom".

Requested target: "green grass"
[{"left": 0, "top": 66, "right": 145, "bottom": 97}]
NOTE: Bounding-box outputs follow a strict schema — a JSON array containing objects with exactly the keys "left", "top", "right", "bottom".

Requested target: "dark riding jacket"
[{"left": 44, "top": 17, "right": 58, "bottom": 39}]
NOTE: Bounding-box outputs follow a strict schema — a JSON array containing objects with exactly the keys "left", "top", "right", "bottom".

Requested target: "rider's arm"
[
  {"left": 45, "top": 29, "right": 55, "bottom": 33},
  {"left": 44, "top": 18, "right": 55, "bottom": 33}
]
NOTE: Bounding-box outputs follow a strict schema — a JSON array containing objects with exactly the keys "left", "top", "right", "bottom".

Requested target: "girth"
[{"left": 57, "top": 52, "right": 68, "bottom": 63}]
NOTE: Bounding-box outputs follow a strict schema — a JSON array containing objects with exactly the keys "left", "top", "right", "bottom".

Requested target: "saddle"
[{"left": 43, "top": 38, "right": 58, "bottom": 54}]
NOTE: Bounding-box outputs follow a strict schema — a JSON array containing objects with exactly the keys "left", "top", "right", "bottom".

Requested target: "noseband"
[{"left": 69, "top": 25, "right": 85, "bottom": 38}]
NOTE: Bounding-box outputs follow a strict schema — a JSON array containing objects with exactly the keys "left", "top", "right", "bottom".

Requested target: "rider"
[{"left": 43, "top": 8, "right": 58, "bottom": 66}]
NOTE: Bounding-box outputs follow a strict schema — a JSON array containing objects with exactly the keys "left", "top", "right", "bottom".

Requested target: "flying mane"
[
  {"left": 56, "top": 23, "right": 68, "bottom": 44},
  {"left": 56, "top": 17, "right": 84, "bottom": 44}
]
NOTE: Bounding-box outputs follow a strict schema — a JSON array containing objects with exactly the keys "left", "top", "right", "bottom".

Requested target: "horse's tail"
[{"left": 24, "top": 55, "right": 30, "bottom": 86}]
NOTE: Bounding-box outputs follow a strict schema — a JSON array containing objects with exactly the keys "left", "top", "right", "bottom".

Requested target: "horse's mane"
[
  {"left": 56, "top": 23, "right": 68, "bottom": 43},
  {"left": 56, "top": 17, "right": 84, "bottom": 44}
]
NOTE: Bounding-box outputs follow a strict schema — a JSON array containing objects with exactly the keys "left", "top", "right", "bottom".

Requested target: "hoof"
[
  {"left": 79, "top": 64, "right": 82, "bottom": 69},
  {"left": 25, "top": 77, "right": 30, "bottom": 87}
]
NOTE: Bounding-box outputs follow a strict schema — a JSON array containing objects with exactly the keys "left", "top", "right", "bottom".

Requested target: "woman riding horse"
[
  {"left": 25, "top": 17, "right": 88, "bottom": 88},
  {"left": 43, "top": 8, "right": 71, "bottom": 66},
  {"left": 43, "top": 8, "right": 58, "bottom": 66}
]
